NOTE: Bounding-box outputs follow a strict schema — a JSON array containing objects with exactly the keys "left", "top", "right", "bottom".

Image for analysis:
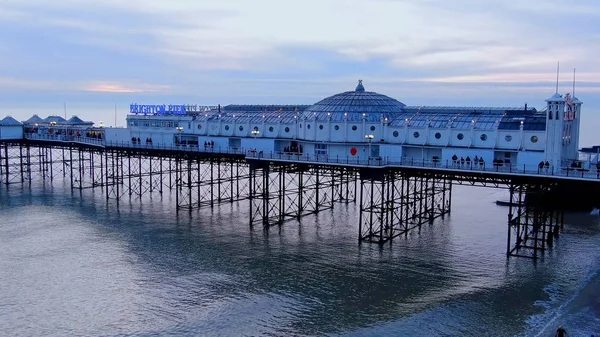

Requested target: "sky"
[{"left": 1, "top": 0, "right": 599, "bottom": 145}]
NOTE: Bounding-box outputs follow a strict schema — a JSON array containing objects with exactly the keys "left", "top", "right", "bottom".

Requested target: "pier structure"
[
  {"left": 2, "top": 137, "right": 595, "bottom": 260},
  {"left": 0, "top": 80, "right": 596, "bottom": 260}
]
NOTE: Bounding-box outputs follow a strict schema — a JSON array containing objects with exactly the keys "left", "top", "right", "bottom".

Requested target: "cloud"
[{"left": 84, "top": 83, "right": 171, "bottom": 93}]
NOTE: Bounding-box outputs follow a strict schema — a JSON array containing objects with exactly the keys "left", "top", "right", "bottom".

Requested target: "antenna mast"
[
  {"left": 572, "top": 68, "right": 576, "bottom": 97},
  {"left": 555, "top": 61, "right": 560, "bottom": 94}
]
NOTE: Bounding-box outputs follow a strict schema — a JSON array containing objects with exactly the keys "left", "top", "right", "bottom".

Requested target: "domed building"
[
  {"left": 117, "top": 80, "right": 583, "bottom": 168},
  {"left": 298, "top": 80, "right": 405, "bottom": 145}
]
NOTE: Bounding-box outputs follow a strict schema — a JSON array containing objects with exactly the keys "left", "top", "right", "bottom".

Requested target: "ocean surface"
[{"left": 1, "top": 180, "right": 599, "bottom": 337}]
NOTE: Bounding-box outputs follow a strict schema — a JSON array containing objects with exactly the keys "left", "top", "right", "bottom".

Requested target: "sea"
[{"left": 1, "top": 179, "right": 599, "bottom": 337}]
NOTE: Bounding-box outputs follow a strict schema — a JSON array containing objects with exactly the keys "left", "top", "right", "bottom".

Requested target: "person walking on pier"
[{"left": 555, "top": 325, "right": 568, "bottom": 337}]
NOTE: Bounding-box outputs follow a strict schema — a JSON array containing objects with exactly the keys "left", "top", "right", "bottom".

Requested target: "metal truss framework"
[
  {"left": 506, "top": 182, "right": 564, "bottom": 259},
  {"left": 358, "top": 169, "right": 452, "bottom": 244},
  {"left": 0, "top": 141, "right": 578, "bottom": 260},
  {"left": 248, "top": 161, "right": 357, "bottom": 227},
  {"left": 175, "top": 157, "right": 250, "bottom": 210}
]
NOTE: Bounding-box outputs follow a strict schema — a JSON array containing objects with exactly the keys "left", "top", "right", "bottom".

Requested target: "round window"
[
  {"left": 413, "top": 132, "right": 420, "bottom": 138},
  {"left": 319, "top": 125, "right": 324, "bottom": 130},
  {"left": 457, "top": 133, "right": 464, "bottom": 140},
  {"left": 334, "top": 125, "right": 339, "bottom": 131},
  {"left": 197, "top": 124, "right": 202, "bottom": 129},
  {"left": 284, "top": 127, "right": 290, "bottom": 133},
  {"left": 435, "top": 132, "right": 441, "bottom": 139},
  {"left": 480, "top": 134, "right": 488, "bottom": 141},
  {"left": 505, "top": 135, "right": 512, "bottom": 142},
  {"left": 393, "top": 131, "right": 399, "bottom": 137},
  {"left": 352, "top": 125, "right": 358, "bottom": 131},
  {"left": 224, "top": 125, "right": 230, "bottom": 131},
  {"left": 269, "top": 126, "right": 274, "bottom": 132},
  {"left": 370, "top": 126, "right": 375, "bottom": 131},
  {"left": 307, "top": 124, "right": 311, "bottom": 129},
  {"left": 253, "top": 126, "right": 258, "bottom": 131},
  {"left": 531, "top": 135, "right": 538, "bottom": 143},
  {"left": 239, "top": 126, "right": 244, "bottom": 131}
]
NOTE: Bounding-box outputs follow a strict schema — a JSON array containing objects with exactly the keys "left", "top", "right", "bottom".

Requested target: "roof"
[
  {"left": 43, "top": 115, "right": 67, "bottom": 124},
  {"left": 67, "top": 116, "right": 89, "bottom": 125},
  {"left": 546, "top": 93, "right": 565, "bottom": 102},
  {"left": 301, "top": 80, "right": 406, "bottom": 122},
  {"left": 23, "top": 114, "right": 45, "bottom": 124},
  {"left": 0, "top": 116, "right": 22, "bottom": 126}
]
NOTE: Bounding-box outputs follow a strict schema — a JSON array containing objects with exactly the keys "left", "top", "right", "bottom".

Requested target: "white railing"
[
  {"left": 24, "top": 133, "right": 600, "bottom": 180},
  {"left": 247, "top": 151, "right": 600, "bottom": 180}
]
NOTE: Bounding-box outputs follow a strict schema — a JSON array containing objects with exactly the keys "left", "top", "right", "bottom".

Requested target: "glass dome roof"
[{"left": 301, "top": 80, "right": 406, "bottom": 122}]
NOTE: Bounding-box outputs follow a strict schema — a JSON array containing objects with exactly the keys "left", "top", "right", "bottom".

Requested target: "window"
[
  {"left": 239, "top": 126, "right": 244, "bottom": 131},
  {"left": 334, "top": 125, "right": 339, "bottom": 131},
  {"left": 299, "top": 124, "right": 302, "bottom": 128},
  {"left": 352, "top": 125, "right": 358, "bottom": 131},
  {"left": 315, "top": 143, "right": 327, "bottom": 155},
  {"left": 435, "top": 132, "right": 441, "bottom": 139},
  {"left": 505, "top": 135, "right": 512, "bottom": 142},
  {"left": 224, "top": 125, "right": 230, "bottom": 131},
  {"left": 319, "top": 124, "right": 324, "bottom": 130},
  {"left": 307, "top": 124, "right": 311, "bottom": 129},
  {"left": 413, "top": 132, "right": 420, "bottom": 138},
  {"left": 284, "top": 127, "right": 290, "bottom": 133},
  {"left": 370, "top": 126, "right": 375, "bottom": 131},
  {"left": 480, "top": 134, "right": 488, "bottom": 141},
  {"left": 269, "top": 126, "right": 274, "bottom": 132},
  {"left": 457, "top": 133, "right": 464, "bottom": 140},
  {"left": 393, "top": 131, "right": 399, "bottom": 137},
  {"left": 197, "top": 124, "right": 202, "bottom": 129},
  {"left": 531, "top": 135, "right": 538, "bottom": 143}
]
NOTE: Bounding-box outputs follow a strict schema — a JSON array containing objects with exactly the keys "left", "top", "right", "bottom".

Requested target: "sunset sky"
[{"left": 1, "top": 0, "right": 598, "bottom": 144}]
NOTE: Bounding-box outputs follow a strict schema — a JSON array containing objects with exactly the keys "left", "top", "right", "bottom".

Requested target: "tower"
[
  {"left": 544, "top": 93, "right": 566, "bottom": 168},
  {"left": 569, "top": 95, "right": 583, "bottom": 160}
]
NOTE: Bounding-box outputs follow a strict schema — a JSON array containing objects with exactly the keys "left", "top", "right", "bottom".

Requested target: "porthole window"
[
  {"left": 413, "top": 131, "right": 420, "bottom": 138},
  {"left": 505, "top": 135, "right": 512, "bottom": 142},
  {"left": 319, "top": 124, "right": 324, "bottom": 130},
  {"left": 435, "top": 132, "right": 441, "bottom": 139},
  {"left": 239, "top": 126, "right": 244, "bottom": 131},
  {"left": 531, "top": 135, "right": 538, "bottom": 143},
  {"left": 480, "top": 134, "right": 488, "bottom": 141},
  {"left": 197, "top": 124, "right": 202, "bottom": 129},
  {"left": 370, "top": 126, "right": 376, "bottom": 131},
  {"left": 457, "top": 133, "right": 464, "bottom": 140},
  {"left": 393, "top": 131, "right": 399, "bottom": 137},
  {"left": 334, "top": 125, "right": 340, "bottom": 131},
  {"left": 269, "top": 126, "right": 274, "bottom": 132},
  {"left": 352, "top": 125, "right": 358, "bottom": 131},
  {"left": 307, "top": 124, "right": 311, "bottom": 129},
  {"left": 224, "top": 125, "right": 230, "bottom": 131},
  {"left": 284, "top": 127, "right": 290, "bottom": 133}
]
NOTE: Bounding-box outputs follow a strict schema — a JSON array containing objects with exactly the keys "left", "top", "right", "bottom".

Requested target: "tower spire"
[
  {"left": 555, "top": 61, "right": 560, "bottom": 94},
  {"left": 572, "top": 68, "right": 576, "bottom": 97}
]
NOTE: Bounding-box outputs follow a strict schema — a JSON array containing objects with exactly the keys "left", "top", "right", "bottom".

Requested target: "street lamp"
[
  {"left": 251, "top": 129, "right": 260, "bottom": 138},
  {"left": 365, "top": 134, "right": 374, "bottom": 158},
  {"left": 176, "top": 126, "right": 183, "bottom": 145}
]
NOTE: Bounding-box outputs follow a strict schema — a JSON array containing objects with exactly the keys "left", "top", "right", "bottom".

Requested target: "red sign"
[{"left": 350, "top": 147, "right": 357, "bottom": 156}]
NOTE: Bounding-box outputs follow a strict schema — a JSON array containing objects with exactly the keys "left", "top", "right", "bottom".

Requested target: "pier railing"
[
  {"left": 247, "top": 151, "right": 600, "bottom": 180},
  {"left": 22, "top": 134, "right": 600, "bottom": 180}
]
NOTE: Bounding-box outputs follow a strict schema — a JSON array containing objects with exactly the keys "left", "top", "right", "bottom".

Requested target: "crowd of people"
[
  {"left": 451, "top": 154, "right": 485, "bottom": 168},
  {"left": 131, "top": 137, "right": 153, "bottom": 145}
]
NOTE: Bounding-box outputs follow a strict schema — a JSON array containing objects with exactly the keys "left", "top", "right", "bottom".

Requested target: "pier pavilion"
[{"left": 0, "top": 81, "right": 596, "bottom": 260}]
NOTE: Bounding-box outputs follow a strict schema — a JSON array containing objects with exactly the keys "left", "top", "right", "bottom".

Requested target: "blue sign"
[{"left": 129, "top": 104, "right": 187, "bottom": 115}]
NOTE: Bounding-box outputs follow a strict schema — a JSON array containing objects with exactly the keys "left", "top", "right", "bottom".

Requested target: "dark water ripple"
[{"left": 1, "top": 182, "right": 600, "bottom": 336}]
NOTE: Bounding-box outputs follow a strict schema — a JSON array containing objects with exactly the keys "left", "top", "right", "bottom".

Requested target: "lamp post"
[
  {"left": 251, "top": 129, "right": 260, "bottom": 138},
  {"left": 365, "top": 134, "right": 374, "bottom": 158},
  {"left": 176, "top": 126, "right": 183, "bottom": 145}
]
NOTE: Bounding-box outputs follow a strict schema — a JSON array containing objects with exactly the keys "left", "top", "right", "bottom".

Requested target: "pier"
[{"left": 2, "top": 135, "right": 598, "bottom": 260}]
